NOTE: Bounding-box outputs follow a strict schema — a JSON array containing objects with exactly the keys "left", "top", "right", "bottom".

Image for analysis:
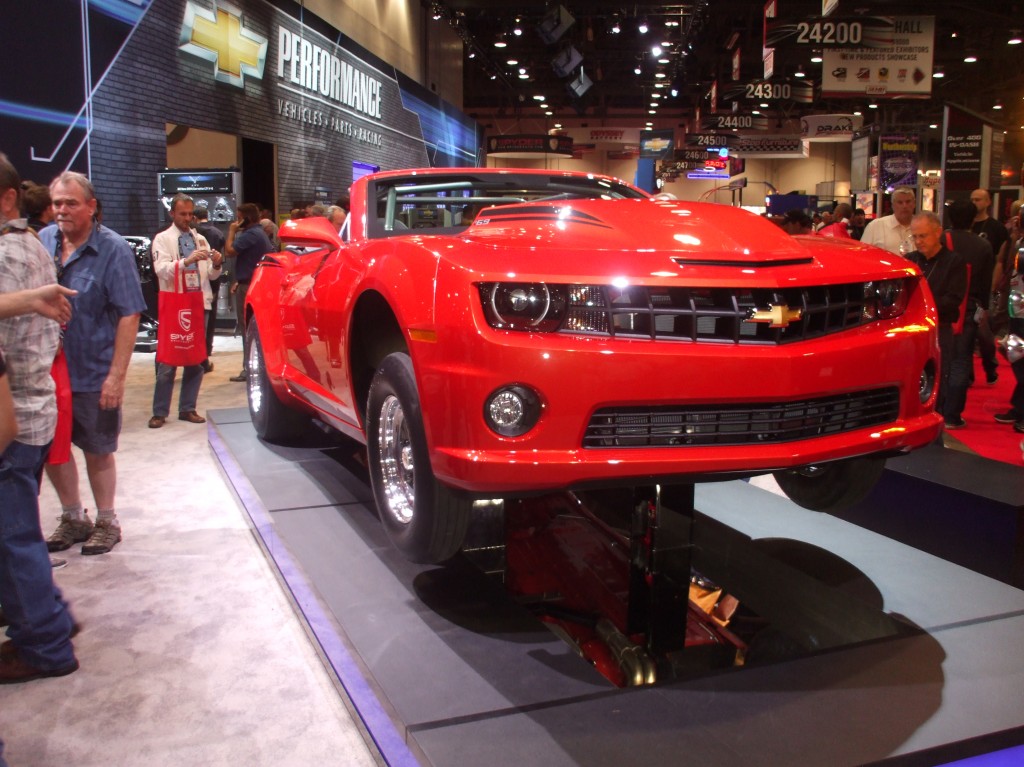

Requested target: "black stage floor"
[{"left": 208, "top": 407, "right": 1024, "bottom": 767}]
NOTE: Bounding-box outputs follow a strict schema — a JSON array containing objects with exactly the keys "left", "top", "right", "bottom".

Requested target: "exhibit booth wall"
[{"left": 3, "top": 0, "right": 480, "bottom": 236}]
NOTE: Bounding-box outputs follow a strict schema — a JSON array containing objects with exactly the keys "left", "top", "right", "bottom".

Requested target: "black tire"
[
  {"left": 246, "top": 319, "right": 309, "bottom": 443},
  {"left": 366, "top": 352, "right": 471, "bottom": 564},
  {"left": 773, "top": 456, "right": 886, "bottom": 514}
]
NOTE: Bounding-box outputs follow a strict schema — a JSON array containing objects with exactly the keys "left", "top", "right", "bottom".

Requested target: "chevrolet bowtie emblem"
[
  {"left": 180, "top": 1, "right": 268, "bottom": 88},
  {"left": 747, "top": 303, "right": 802, "bottom": 328}
]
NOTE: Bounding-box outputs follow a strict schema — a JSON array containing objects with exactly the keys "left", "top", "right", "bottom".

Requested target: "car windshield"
[{"left": 369, "top": 173, "right": 645, "bottom": 236}]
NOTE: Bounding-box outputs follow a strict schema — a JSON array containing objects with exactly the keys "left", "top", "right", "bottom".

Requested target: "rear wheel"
[
  {"left": 246, "top": 319, "right": 309, "bottom": 442},
  {"left": 366, "top": 352, "right": 471, "bottom": 564},
  {"left": 773, "top": 457, "right": 886, "bottom": 514}
]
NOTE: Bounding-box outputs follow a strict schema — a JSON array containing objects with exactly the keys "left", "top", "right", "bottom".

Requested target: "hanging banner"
[
  {"left": 731, "top": 135, "right": 808, "bottom": 158},
  {"left": 821, "top": 16, "right": 934, "bottom": 98},
  {"left": 800, "top": 113, "right": 862, "bottom": 142},
  {"left": 941, "top": 105, "right": 985, "bottom": 194},
  {"left": 879, "top": 135, "right": 919, "bottom": 191}
]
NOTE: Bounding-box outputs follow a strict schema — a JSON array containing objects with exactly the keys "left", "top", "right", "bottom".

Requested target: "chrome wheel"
[
  {"left": 247, "top": 335, "right": 263, "bottom": 415},
  {"left": 377, "top": 393, "right": 415, "bottom": 526}
]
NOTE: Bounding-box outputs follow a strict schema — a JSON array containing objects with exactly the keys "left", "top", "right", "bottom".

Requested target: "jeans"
[
  {"left": 205, "top": 278, "right": 222, "bottom": 357},
  {"left": 0, "top": 440, "right": 76, "bottom": 670},
  {"left": 943, "top": 316, "right": 978, "bottom": 421},
  {"left": 153, "top": 362, "right": 203, "bottom": 417},
  {"left": 936, "top": 323, "right": 954, "bottom": 417}
]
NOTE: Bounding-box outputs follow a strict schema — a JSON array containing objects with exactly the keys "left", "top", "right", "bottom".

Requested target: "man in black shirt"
[
  {"left": 943, "top": 200, "right": 995, "bottom": 429},
  {"left": 907, "top": 212, "right": 968, "bottom": 422},
  {"left": 970, "top": 189, "right": 1009, "bottom": 381}
]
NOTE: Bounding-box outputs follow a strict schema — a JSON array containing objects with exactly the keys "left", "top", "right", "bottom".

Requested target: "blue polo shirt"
[
  {"left": 39, "top": 223, "right": 147, "bottom": 392},
  {"left": 232, "top": 226, "right": 273, "bottom": 283}
]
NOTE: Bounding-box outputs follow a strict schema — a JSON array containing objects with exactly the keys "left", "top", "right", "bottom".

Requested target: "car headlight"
[
  {"left": 863, "top": 278, "right": 910, "bottom": 321},
  {"left": 480, "top": 282, "right": 568, "bottom": 331}
]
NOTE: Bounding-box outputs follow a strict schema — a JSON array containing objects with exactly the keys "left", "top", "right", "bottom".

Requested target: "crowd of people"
[{"left": 771, "top": 186, "right": 1024, "bottom": 438}]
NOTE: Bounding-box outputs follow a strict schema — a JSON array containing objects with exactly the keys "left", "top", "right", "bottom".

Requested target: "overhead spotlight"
[
  {"left": 649, "top": 109, "right": 657, "bottom": 114},
  {"left": 512, "top": 17, "right": 523, "bottom": 36},
  {"left": 545, "top": 110, "right": 553, "bottom": 116},
  {"left": 430, "top": 3, "right": 442, "bottom": 21},
  {"left": 868, "top": 102, "right": 878, "bottom": 109},
  {"left": 670, "top": 87, "right": 678, "bottom": 97},
  {"left": 933, "top": 68, "right": 945, "bottom": 78},
  {"left": 655, "top": 72, "right": 666, "bottom": 78},
  {"left": 533, "top": 94, "right": 545, "bottom": 101},
  {"left": 494, "top": 33, "right": 507, "bottom": 48},
  {"left": 1009, "top": 31, "right": 1023, "bottom": 44},
  {"left": 964, "top": 53, "right": 977, "bottom": 62},
  {"left": 638, "top": 18, "right": 649, "bottom": 34},
  {"left": 929, "top": 124, "right": 938, "bottom": 129},
  {"left": 811, "top": 54, "right": 823, "bottom": 63},
  {"left": 610, "top": 15, "right": 621, "bottom": 34},
  {"left": 994, "top": 100, "right": 1003, "bottom": 110},
  {"left": 468, "top": 50, "right": 475, "bottom": 59},
  {"left": 751, "top": 109, "right": 759, "bottom": 115},
  {"left": 853, "top": 110, "right": 862, "bottom": 116},
  {"left": 506, "top": 58, "right": 518, "bottom": 65},
  {"left": 652, "top": 45, "right": 662, "bottom": 57},
  {"left": 794, "top": 67, "right": 806, "bottom": 78},
  {"left": 759, "top": 102, "right": 769, "bottom": 108},
  {"left": 634, "top": 64, "right": 642, "bottom": 75}
]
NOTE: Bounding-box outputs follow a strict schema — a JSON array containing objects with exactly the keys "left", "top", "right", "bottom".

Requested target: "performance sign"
[{"left": 821, "top": 16, "right": 934, "bottom": 97}]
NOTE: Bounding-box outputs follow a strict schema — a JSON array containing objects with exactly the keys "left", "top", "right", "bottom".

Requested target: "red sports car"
[{"left": 243, "top": 168, "right": 942, "bottom": 564}]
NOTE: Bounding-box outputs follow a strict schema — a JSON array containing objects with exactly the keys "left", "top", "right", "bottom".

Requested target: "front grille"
[
  {"left": 583, "top": 388, "right": 900, "bottom": 448},
  {"left": 561, "top": 283, "right": 871, "bottom": 344}
]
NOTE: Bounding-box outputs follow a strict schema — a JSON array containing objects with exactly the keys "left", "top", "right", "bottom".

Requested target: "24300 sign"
[{"left": 746, "top": 82, "right": 791, "bottom": 100}]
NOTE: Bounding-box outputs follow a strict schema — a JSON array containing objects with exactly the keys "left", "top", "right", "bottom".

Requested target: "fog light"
[
  {"left": 484, "top": 385, "right": 541, "bottom": 437},
  {"left": 919, "top": 360, "right": 936, "bottom": 404}
]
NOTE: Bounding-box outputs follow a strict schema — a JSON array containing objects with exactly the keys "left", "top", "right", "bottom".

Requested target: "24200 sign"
[{"left": 795, "top": 21, "right": 862, "bottom": 45}]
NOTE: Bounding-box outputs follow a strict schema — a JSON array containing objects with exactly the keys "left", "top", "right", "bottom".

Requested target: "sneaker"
[
  {"left": 81, "top": 520, "right": 121, "bottom": 555},
  {"left": 229, "top": 372, "right": 247, "bottom": 382},
  {"left": 944, "top": 418, "right": 967, "bottom": 430},
  {"left": 995, "top": 410, "right": 1022, "bottom": 424},
  {"left": 46, "top": 513, "right": 94, "bottom": 552}
]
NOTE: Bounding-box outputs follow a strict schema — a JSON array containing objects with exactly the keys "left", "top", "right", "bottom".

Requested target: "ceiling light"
[
  {"left": 760, "top": 102, "right": 769, "bottom": 108},
  {"left": 794, "top": 68, "right": 806, "bottom": 78},
  {"left": 650, "top": 100, "right": 658, "bottom": 107},
  {"left": 654, "top": 82, "right": 665, "bottom": 88},
  {"left": 1009, "top": 32, "right": 1023, "bottom": 45},
  {"left": 853, "top": 110, "right": 862, "bottom": 116},
  {"left": 512, "top": 17, "right": 523, "bottom": 36},
  {"left": 533, "top": 94, "right": 545, "bottom": 101},
  {"left": 994, "top": 101, "right": 1003, "bottom": 110},
  {"left": 670, "top": 87, "right": 678, "bottom": 97},
  {"left": 545, "top": 110, "right": 553, "bottom": 115},
  {"left": 964, "top": 54, "right": 977, "bottom": 63},
  {"left": 811, "top": 55, "right": 823, "bottom": 63},
  {"left": 657, "top": 57, "right": 670, "bottom": 64},
  {"left": 506, "top": 58, "right": 518, "bottom": 65},
  {"left": 868, "top": 102, "right": 878, "bottom": 109},
  {"left": 494, "top": 36, "right": 507, "bottom": 48},
  {"left": 929, "top": 124, "right": 938, "bottom": 129},
  {"left": 638, "top": 18, "right": 649, "bottom": 34},
  {"left": 540, "top": 103, "right": 549, "bottom": 109},
  {"left": 933, "top": 69, "right": 944, "bottom": 78},
  {"left": 655, "top": 72, "right": 666, "bottom": 78},
  {"left": 652, "top": 46, "right": 662, "bottom": 56},
  {"left": 649, "top": 109, "right": 657, "bottom": 114},
  {"left": 467, "top": 50, "right": 475, "bottom": 59},
  {"left": 430, "top": 3, "right": 442, "bottom": 21},
  {"left": 610, "top": 16, "right": 621, "bottom": 34},
  {"left": 665, "top": 19, "right": 679, "bottom": 27},
  {"left": 518, "top": 72, "right": 529, "bottom": 79},
  {"left": 634, "top": 65, "right": 642, "bottom": 75}
]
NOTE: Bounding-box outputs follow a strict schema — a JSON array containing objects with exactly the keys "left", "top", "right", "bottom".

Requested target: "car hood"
[{"left": 453, "top": 198, "right": 912, "bottom": 285}]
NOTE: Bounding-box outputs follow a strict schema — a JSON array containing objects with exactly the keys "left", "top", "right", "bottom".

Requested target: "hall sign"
[
  {"left": 738, "top": 79, "right": 814, "bottom": 104},
  {"left": 685, "top": 133, "right": 732, "bottom": 148},
  {"left": 821, "top": 16, "right": 934, "bottom": 98}
]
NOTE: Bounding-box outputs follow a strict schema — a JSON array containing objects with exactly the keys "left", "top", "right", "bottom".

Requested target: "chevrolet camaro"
[{"left": 242, "top": 168, "right": 942, "bottom": 563}]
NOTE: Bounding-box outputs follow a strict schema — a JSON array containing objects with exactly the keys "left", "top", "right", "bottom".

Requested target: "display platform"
[{"left": 208, "top": 407, "right": 1024, "bottom": 767}]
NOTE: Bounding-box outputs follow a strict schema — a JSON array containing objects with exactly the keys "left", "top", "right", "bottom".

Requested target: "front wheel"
[
  {"left": 366, "top": 352, "right": 471, "bottom": 564},
  {"left": 246, "top": 319, "right": 309, "bottom": 443},
  {"left": 773, "top": 456, "right": 886, "bottom": 514}
]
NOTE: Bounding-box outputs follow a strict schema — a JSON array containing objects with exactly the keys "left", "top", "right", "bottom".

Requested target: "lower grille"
[{"left": 584, "top": 388, "right": 900, "bottom": 448}]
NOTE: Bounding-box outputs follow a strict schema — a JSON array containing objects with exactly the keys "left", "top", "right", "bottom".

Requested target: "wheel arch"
[{"left": 349, "top": 290, "right": 408, "bottom": 422}]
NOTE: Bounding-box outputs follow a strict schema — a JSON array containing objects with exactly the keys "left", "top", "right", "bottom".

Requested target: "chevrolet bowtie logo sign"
[
  {"left": 180, "top": 1, "right": 268, "bottom": 88},
  {"left": 747, "top": 303, "right": 802, "bottom": 329}
]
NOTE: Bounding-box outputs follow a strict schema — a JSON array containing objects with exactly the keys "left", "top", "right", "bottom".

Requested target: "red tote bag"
[{"left": 156, "top": 261, "right": 206, "bottom": 367}]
